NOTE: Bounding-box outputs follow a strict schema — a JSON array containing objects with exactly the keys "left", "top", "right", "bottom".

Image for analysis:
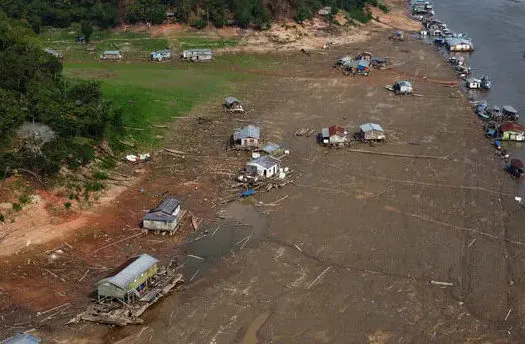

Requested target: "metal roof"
[
  {"left": 501, "top": 122, "right": 525, "bottom": 132},
  {"left": 321, "top": 128, "right": 329, "bottom": 138},
  {"left": 445, "top": 37, "right": 472, "bottom": 46},
  {"left": 184, "top": 49, "right": 212, "bottom": 54},
  {"left": 104, "top": 50, "right": 121, "bottom": 55},
  {"left": 144, "top": 196, "right": 180, "bottom": 223},
  {"left": 510, "top": 159, "right": 524, "bottom": 169},
  {"left": 371, "top": 57, "right": 387, "bottom": 63},
  {"left": 247, "top": 156, "right": 280, "bottom": 169},
  {"left": 396, "top": 81, "right": 412, "bottom": 87},
  {"left": 1, "top": 333, "right": 41, "bottom": 344},
  {"left": 234, "top": 125, "right": 260, "bottom": 140},
  {"left": 98, "top": 254, "right": 159, "bottom": 290},
  {"left": 466, "top": 78, "right": 480, "bottom": 84},
  {"left": 360, "top": 123, "right": 384, "bottom": 132},
  {"left": 225, "top": 97, "right": 240, "bottom": 106},
  {"left": 502, "top": 105, "right": 518, "bottom": 114},
  {"left": 261, "top": 142, "right": 281, "bottom": 154},
  {"left": 329, "top": 125, "right": 345, "bottom": 137},
  {"left": 151, "top": 49, "right": 171, "bottom": 54}
]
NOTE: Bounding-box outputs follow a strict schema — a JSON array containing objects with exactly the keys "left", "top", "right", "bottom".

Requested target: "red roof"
[
  {"left": 511, "top": 159, "right": 524, "bottom": 169},
  {"left": 500, "top": 122, "right": 525, "bottom": 132},
  {"left": 328, "top": 125, "right": 345, "bottom": 137}
]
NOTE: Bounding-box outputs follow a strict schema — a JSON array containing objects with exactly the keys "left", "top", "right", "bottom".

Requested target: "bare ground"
[{"left": 2, "top": 18, "right": 525, "bottom": 344}]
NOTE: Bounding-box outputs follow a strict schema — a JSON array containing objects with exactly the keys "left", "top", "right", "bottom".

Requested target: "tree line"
[
  {"left": 0, "top": 0, "right": 377, "bottom": 33},
  {"left": 0, "top": 11, "right": 122, "bottom": 177}
]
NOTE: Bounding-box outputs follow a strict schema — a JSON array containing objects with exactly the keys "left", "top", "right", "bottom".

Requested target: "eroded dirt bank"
[{"left": 2, "top": 18, "right": 525, "bottom": 344}]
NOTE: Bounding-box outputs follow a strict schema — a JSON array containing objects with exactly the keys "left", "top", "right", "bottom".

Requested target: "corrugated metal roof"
[
  {"left": 396, "top": 81, "right": 412, "bottom": 87},
  {"left": 321, "top": 128, "right": 329, "bottom": 138},
  {"left": 261, "top": 142, "right": 280, "bottom": 154},
  {"left": 104, "top": 50, "right": 121, "bottom": 55},
  {"left": 445, "top": 37, "right": 472, "bottom": 46},
  {"left": 501, "top": 122, "right": 525, "bottom": 132},
  {"left": 234, "top": 125, "right": 260, "bottom": 140},
  {"left": 184, "top": 49, "right": 212, "bottom": 54},
  {"left": 98, "top": 254, "right": 159, "bottom": 289},
  {"left": 360, "top": 123, "right": 384, "bottom": 132},
  {"left": 503, "top": 105, "right": 518, "bottom": 114},
  {"left": 328, "top": 125, "right": 345, "bottom": 137},
  {"left": 225, "top": 97, "right": 240, "bottom": 106},
  {"left": 247, "top": 156, "right": 280, "bottom": 169},
  {"left": 2, "top": 333, "right": 41, "bottom": 344},
  {"left": 144, "top": 197, "right": 179, "bottom": 223}
]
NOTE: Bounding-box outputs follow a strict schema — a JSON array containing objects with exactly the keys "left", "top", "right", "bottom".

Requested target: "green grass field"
[{"left": 64, "top": 55, "right": 274, "bottom": 149}]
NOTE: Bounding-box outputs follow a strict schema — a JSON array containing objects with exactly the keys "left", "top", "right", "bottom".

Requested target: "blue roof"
[
  {"left": 98, "top": 254, "right": 159, "bottom": 290},
  {"left": 360, "top": 123, "right": 384, "bottom": 132},
  {"left": 1, "top": 334, "right": 41, "bottom": 344},
  {"left": 247, "top": 156, "right": 280, "bottom": 169},
  {"left": 234, "top": 125, "right": 260, "bottom": 140}
]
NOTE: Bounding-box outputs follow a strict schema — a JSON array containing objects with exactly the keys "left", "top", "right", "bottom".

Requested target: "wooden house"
[
  {"left": 224, "top": 97, "right": 244, "bottom": 113},
  {"left": 465, "top": 78, "right": 481, "bottom": 89},
  {"left": 97, "top": 254, "right": 159, "bottom": 301},
  {"left": 445, "top": 37, "right": 474, "bottom": 52},
  {"left": 500, "top": 122, "right": 525, "bottom": 141},
  {"left": 246, "top": 156, "right": 280, "bottom": 178},
  {"left": 150, "top": 49, "right": 171, "bottom": 61},
  {"left": 358, "top": 123, "right": 386, "bottom": 141},
  {"left": 100, "top": 50, "right": 122, "bottom": 60},
  {"left": 143, "top": 196, "right": 182, "bottom": 233},
  {"left": 233, "top": 125, "right": 260, "bottom": 149},
  {"left": 182, "top": 49, "right": 213, "bottom": 62},
  {"left": 321, "top": 125, "right": 348, "bottom": 145}
]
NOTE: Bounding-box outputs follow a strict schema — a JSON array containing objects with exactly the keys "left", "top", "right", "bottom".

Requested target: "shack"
[
  {"left": 465, "top": 78, "right": 481, "bottom": 89},
  {"left": 370, "top": 57, "right": 388, "bottom": 69},
  {"left": 506, "top": 159, "right": 524, "bottom": 178},
  {"left": 445, "top": 37, "right": 474, "bottom": 52},
  {"left": 150, "top": 49, "right": 171, "bottom": 61},
  {"left": 97, "top": 254, "right": 159, "bottom": 302},
  {"left": 1, "top": 333, "right": 41, "bottom": 344},
  {"left": 321, "top": 125, "right": 348, "bottom": 145},
  {"left": 390, "top": 31, "right": 405, "bottom": 41},
  {"left": 318, "top": 6, "right": 332, "bottom": 15},
  {"left": 358, "top": 123, "right": 386, "bottom": 142},
  {"left": 260, "top": 142, "right": 282, "bottom": 156},
  {"left": 182, "top": 49, "right": 213, "bottom": 62},
  {"left": 500, "top": 122, "right": 525, "bottom": 141},
  {"left": 345, "top": 59, "right": 371, "bottom": 76},
  {"left": 233, "top": 125, "right": 260, "bottom": 149},
  {"left": 393, "top": 81, "right": 413, "bottom": 95},
  {"left": 246, "top": 156, "right": 280, "bottom": 178},
  {"left": 502, "top": 105, "right": 519, "bottom": 121},
  {"left": 44, "top": 48, "right": 63, "bottom": 59},
  {"left": 143, "top": 196, "right": 182, "bottom": 233},
  {"left": 224, "top": 97, "right": 244, "bottom": 113},
  {"left": 356, "top": 52, "right": 373, "bottom": 60},
  {"left": 100, "top": 50, "right": 122, "bottom": 60}
]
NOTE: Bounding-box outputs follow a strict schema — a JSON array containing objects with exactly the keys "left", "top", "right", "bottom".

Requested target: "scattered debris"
[{"left": 430, "top": 280, "right": 455, "bottom": 287}]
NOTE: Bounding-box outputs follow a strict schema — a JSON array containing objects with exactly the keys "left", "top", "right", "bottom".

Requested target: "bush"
[
  {"left": 189, "top": 17, "right": 207, "bottom": 29},
  {"left": 12, "top": 203, "right": 22, "bottom": 211},
  {"left": 378, "top": 3, "right": 389, "bottom": 13},
  {"left": 0, "top": 214, "right": 4, "bottom": 222},
  {"left": 348, "top": 8, "right": 373, "bottom": 23},
  {"left": 64, "top": 201, "right": 72, "bottom": 209},
  {"left": 84, "top": 181, "right": 104, "bottom": 192},
  {"left": 19, "top": 194, "right": 30, "bottom": 204},
  {"left": 93, "top": 170, "right": 108, "bottom": 180}
]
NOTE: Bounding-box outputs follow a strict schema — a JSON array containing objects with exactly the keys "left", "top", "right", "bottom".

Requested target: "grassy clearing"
[{"left": 64, "top": 54, "right": 274, "bottom": 149}]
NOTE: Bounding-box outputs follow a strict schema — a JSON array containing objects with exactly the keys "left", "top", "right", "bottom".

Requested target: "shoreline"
[{"left": 2, "top": 4, "right": 525, "bottom": 343}]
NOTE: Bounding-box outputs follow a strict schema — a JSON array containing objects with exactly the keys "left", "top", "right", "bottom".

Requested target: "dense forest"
[
  {"left": 0, "top": 0, "right": 377, "bottom": 33},
  {"left": 0, "top": 11, "right": 122, "bottom": 177}
]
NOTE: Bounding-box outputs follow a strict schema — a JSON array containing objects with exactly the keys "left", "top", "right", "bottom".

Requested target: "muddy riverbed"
[{"left": 3, "top": 25, "right": 525, "bottom": 343}]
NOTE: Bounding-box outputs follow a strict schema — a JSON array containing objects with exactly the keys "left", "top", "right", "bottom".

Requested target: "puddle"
[
  {"left": 179, "top": 203, "right": 268, "bottom": 282},
  {"left": 242, "top": 312, "right": 270, "bottom": 344}
]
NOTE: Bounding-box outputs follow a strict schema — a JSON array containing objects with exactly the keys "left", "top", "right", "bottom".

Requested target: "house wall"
[
  {"left": 241, "top": 138, "right": 259, "bottom": 147},
  {"left": 329, "top": 135, "right": 346, "bottom": 144},
  {"left": 502, "top": 131, "right": 525, "bottom": 141},
  {"left": 98, "top": 264, "right": 159, "bottom": 299},
  {"left": 143, "top": 219, "right": 177, "bottom": 231},
  {"left": 247, "top": 163, "right": 279, "bottom": 177}
]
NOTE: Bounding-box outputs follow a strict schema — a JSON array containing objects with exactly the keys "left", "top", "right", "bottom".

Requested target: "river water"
[{"left": 431, "top": 0, "right": 525, "bottom": 192}]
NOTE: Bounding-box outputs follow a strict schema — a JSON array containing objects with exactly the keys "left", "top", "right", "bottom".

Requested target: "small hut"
[
  {"left": 232, "top": 125, "right": 260, "bottom": 149},
  {"left": 181, "top": 49, "right": 213, "bottom": 62},
  {"left": 506, "top": 159, "right": 524, "bottom": 178},
  {"left": 150, "top": 49, "right": 171, "bottom": 61},
  {"left": 246, "top": 156, "right": 280, "bottom": 178},
  {"left": 502, "top": 105, "right": 519, "bottom": 121},
  {"left": 96, "top": 254, "right": 159, "bottom": 302},
  {"left": 390, "top": 31, "right": 405, "bottom": 41},
  {"left": 224, "top": 97, "right": 244, "bottom": 113},
  {"left": 100, "top": 50, "right": 122, "bottom": 60},
  {"left": 358, "top": 123, "right": 386, "bottom": 142},
  {"left": 143, "top": 196, "right": 182, "bottom": 233},
  {"left": 393, "top": 81, "right": 413, "bottom": 95},
  {"left": 321, "top": 125, "right": 348, "bottom": 146}
]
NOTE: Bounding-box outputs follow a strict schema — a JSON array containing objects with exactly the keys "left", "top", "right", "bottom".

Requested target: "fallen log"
[
  {"left": 93, "top": 232, "right": 144, "bottom": 254},
  {"left": 164, "top": 148, "right": 187, "bottom": 155}
]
